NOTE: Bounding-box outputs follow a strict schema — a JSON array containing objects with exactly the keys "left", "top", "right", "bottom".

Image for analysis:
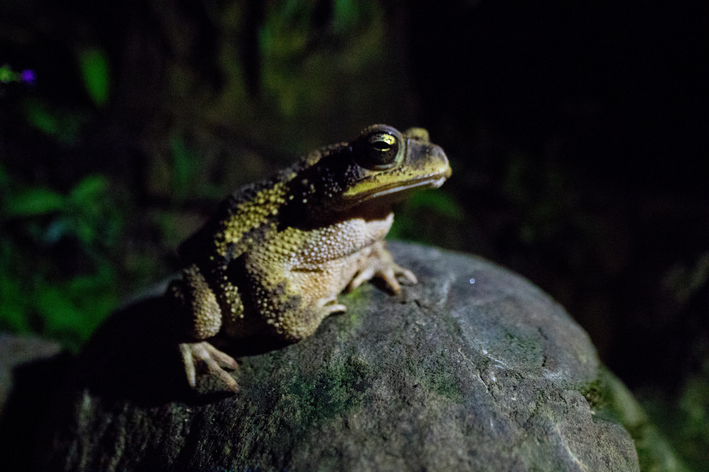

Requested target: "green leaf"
[
  {"left": 36, "top": 288, "right": 84, "bottom": 336},
  {"left": 77, "top": 46, "right": 111, "bottom": 107},
  {"left": 0, "top": 64, "right": 18, "bottom": 83},
  {"left": 333, "top": 0, "right": 362, "bottom": 34},
  {"left": 73, "top": 219, "right": 96, "bottom": 245},
  {"left": 69, "top": 175, "right": 108, "bottom": 205},
  {"left": 0, "top": 274, "right": 31, "bottom": 332},
  {"left": 4, "top": 187, "right": 65, "bottom": 216},
  {"left": 23, "top": 99, "right": 60, "bottom": 137},
  {"left": 22, "top": 98, "right": 86, "bottom": 144}
]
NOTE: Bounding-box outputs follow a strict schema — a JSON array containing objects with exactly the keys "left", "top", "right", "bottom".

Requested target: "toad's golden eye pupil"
[
  {"left": 373, "top": 141, "right": 390, "bottom": 152},
  {"left": 370, "top": 133, "right": 396, "bottom": 153}
]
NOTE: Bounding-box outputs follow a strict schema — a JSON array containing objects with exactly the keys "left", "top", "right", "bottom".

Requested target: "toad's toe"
[{"left": 180, "top": 341, "right": 240, "bottom": 393}]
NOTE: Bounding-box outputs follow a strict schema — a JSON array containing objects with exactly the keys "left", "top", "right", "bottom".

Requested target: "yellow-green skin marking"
[{"left": 169, "top": 124, "right": 451, "bottom": 392}]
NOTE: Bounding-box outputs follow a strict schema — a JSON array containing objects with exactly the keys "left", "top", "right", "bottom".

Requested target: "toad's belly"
[
  {"left": 288, "top": 245, "right": 374, "bottom": 306},
  {"left": 219, "top": 246, "right": 373, "bottom": 340}
]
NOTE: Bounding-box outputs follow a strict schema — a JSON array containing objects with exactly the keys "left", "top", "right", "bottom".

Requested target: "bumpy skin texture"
[{"left": 169, "top": 125, "right": 451, "bottom": 392}]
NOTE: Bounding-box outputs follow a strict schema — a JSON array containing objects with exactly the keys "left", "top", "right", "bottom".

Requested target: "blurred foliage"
[
  {"left": 662, "top": 253, "right": 709, "bottom": 305},
  {"left": 22, "top": 98, "right": 87, "bottom": 145},
  {"left": 641, "top": 365, "right": 709, "bottom": 471},
  {"left": 0, "top": 165, "right": 122, "bottom": 350},
  {"left": 0, "top": 64, "right": 35, "bottom": 85},
  {"left": 258, "top": 0, "right": 382, "bottom": 118},
  {"left": 168, "top": 132, "right": 204, "bottom": 203},
  {"left": 388, "top": 189, "right": 466, "bottom": 248},
  {"left": 76, "top": 46, "right": 111, "bottom": 108},
  {"left": 502, "top": 150, "right": 577, "bottom": 245}
]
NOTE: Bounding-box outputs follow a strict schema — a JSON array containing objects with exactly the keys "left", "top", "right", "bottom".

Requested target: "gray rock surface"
[
  {"left": 35, "top": 242, "right": 640, "bottom": 471},
  {"left": 0, "top": 334, "right": 61, "bottom": 412},
  {"left": 0, "top": 334, "right": 66, "bottom": 472}
]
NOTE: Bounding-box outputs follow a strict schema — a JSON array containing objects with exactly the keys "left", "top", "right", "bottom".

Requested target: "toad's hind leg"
[
  {"left": 169, "top": 266, "right": 243, "bottom": 393},
  {"left": 180, "top": 341, "right": 240, "bottom": 392}
]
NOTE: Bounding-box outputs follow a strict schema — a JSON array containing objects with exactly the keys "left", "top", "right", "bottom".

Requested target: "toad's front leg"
[{"left": 347, "top": 240, "right": 417, "bottom": 294}]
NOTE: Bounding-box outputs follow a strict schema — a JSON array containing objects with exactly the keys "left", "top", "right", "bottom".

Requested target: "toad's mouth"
[{"left": 342, "top": 171, "right": 450, "bottom": 207}]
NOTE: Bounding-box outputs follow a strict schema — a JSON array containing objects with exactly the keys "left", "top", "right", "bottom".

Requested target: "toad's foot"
[
  {"left": 317, "top": 295, "right": 347, "bottom": 315},
  {"left": 180, "top": 341, "right": 240, "bottom": 393},
  {"left": 347, "top": 244, "right": 417, "bottom": 294}
]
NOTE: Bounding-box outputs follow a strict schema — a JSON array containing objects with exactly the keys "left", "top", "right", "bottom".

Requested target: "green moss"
[
  {"left": 237, "top": 351, "right": 372, "bottom": 459},
  {"left": 580, "top": 378, "right": 604, "bottom": 413},
  {"left": 581, "top": 366, "right": 689, "bottom": 472},
  {"left": 286, "top": 354, "right": 370, "bottom": 434},
  {"left": 417, "top": 351, "right": 464, "bottom": 403},
  {"left": 428, "top": 371, "right": 463, "bottom": 402},
  {"left": 224, "top": 354, "right": 369, "bottom": 467},
  {"left": 331, "top": 285, "right": 376, "bottom": 335},
  {"left": 502, "top": 329, "right": 543, "bottom": 364}
]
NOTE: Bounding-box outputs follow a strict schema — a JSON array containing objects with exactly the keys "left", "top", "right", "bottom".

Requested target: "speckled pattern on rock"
[{"left": 35, "top": 242, "right": 640, "bottom": 472}]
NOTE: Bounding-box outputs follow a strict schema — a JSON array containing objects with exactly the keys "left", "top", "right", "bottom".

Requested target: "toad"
[{"left": 168, "top": 124, "right": 451, "bottom": 392}]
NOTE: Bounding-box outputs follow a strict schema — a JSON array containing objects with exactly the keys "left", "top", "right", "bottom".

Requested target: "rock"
[
  {"left": 0, "top": 334, "right": 62, "bottom": 412},
  {"left": 0, "top": 334, "right": 68, "bottom": 472},
  {"left": 35, "top": 242, "right": 641, "bottom": 471}
]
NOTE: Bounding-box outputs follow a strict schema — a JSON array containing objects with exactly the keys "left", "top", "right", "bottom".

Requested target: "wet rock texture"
[{"left": 36, "top": 242, "right": 639, "bottom": 471}]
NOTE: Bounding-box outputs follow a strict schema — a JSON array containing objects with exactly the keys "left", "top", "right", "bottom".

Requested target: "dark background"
[{"left": 1, "top": 1, "right": 707, "bottom": 468}]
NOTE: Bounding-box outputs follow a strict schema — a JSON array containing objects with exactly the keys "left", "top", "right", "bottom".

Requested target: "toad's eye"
[{"left": 359, "top": 132, "right": 400, "bottom": 170}]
